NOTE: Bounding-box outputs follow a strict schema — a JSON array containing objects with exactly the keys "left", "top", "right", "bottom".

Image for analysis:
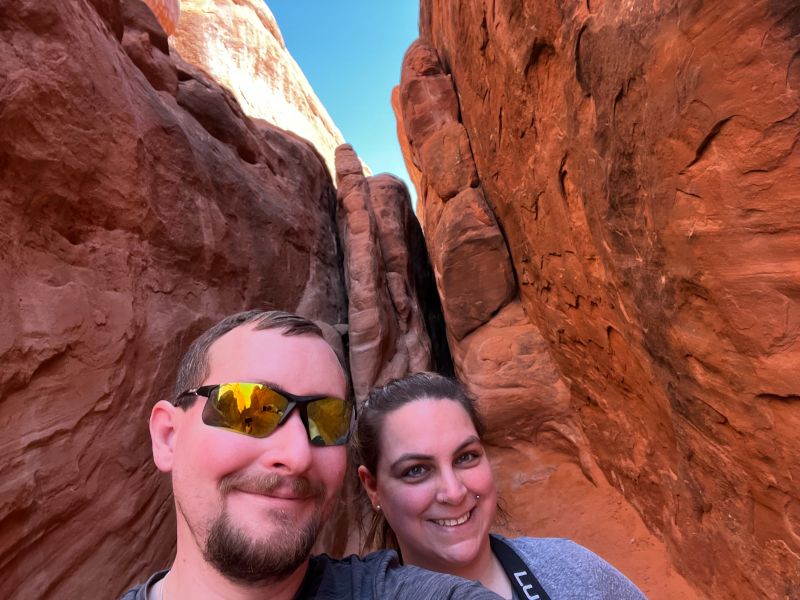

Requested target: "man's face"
[{"left": 168, "top": 324, "right": 347, "bottom": 582}]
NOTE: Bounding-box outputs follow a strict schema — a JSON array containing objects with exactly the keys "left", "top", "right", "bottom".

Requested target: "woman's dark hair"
[{"left": 352, "top": 371, "right": 487, "bottom": 552}]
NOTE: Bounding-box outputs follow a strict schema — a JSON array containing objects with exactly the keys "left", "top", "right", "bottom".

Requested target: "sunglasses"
[{"left": 175, "top": 382, "right": 353, "bottom": 446}]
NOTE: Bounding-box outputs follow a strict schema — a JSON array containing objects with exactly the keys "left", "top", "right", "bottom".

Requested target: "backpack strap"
[{"left": 490, "top": 537, "right": 553, "bottom": 600}]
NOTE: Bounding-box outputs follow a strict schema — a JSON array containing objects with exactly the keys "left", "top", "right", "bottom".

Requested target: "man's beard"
[
  {"left": 193, "top": 473, "right": 326, "bottom": 585},
  {"left": 203, "top": 506, "right": 321, "bottom": 584}
]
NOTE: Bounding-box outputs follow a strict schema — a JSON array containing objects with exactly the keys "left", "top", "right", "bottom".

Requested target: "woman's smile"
[{"left": 429, "top": 508, "right": 474, "bottom": 528}]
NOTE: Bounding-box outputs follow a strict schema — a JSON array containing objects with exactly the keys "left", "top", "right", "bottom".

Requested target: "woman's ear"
[
  {"left": 358, "top": 465, "right": 380, "bottom": 509},
  {"left": 150, "top": 400, "right": 179, "bottom": 473}
]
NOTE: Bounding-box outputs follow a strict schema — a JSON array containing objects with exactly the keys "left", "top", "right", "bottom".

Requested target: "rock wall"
[
  {"left": 334, "top": 144, "right": 441, "bottom": 400},
  {"left": 395, "top": 37, "right": 698, "bottom": 599},
  {"left": 0, "top": 0, "right": 348, "bottom": 596},
  {"left": 398, "top": 1, "right": 800, "bottom": 598},
  {"left": 170, "top": 0, "right": 347, "bottom": 177}
]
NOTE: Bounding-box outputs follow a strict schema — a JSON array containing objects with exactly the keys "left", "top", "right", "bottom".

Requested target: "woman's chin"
[
  {"left": 413, "top": 511, "right": 492, "bottom": 569},
  {"left": 428, "top": 538, "right": 487, "bottom": 571}
]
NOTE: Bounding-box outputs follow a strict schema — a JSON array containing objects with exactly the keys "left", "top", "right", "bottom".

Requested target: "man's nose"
[
  {"left": 257, "top": 409, "right": 313, "bottom": 473},
  {"left": 435, "top": 467, "right": 468, "bottom": 505}
]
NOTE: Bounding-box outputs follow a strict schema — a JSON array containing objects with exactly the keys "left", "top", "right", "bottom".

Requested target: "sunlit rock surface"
[
  {"left": 171, "top": 0, "right": 346, "bottom": 177},
  {"left": 0, "top": 0, "right": 346, "bottom": 596},
  {"left": 397, "top": 1, "right": 800, "bottom": 598}
]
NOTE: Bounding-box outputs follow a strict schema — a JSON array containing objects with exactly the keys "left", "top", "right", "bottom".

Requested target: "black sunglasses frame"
[{"left": 174, "top": 383, "right": 355, "bottom": 445}]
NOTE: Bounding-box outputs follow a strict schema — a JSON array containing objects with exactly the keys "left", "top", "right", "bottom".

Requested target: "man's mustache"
[{"left": 218, "top": 472, "right": 325, "bottom": 500}]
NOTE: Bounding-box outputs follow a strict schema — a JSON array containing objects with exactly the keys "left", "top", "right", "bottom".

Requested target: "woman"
[{"left": 353, "top": 372, "right": 646, "bottom": 600}]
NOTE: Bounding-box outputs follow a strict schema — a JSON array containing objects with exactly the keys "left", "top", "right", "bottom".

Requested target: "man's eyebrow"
[{"left": 390, "top": 435, "right": 481, "bottom": 470}]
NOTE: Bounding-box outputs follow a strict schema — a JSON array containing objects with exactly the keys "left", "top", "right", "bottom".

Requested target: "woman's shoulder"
[
  {"left": 491, "top": 534, "right": 647, "bottom": 599},
  {"left": 497, "top": 535, "right": 592, "bottom": 556}
]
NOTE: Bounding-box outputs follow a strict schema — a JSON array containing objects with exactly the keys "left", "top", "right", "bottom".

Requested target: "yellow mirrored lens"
[
  {"left": 307, "top": 397, "right": 350, "bottom": 445},
  {"left": 210, "top": 383, "right": 288, "bottom": 436}
]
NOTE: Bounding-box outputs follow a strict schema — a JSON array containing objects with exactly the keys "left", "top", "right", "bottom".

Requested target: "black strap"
[{"left": 490, "top": 537, "right": 552, "bottom": 600}]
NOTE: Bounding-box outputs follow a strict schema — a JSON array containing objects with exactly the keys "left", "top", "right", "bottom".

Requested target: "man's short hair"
[{"left": 172, "top": 310, "right": 325, "bottom": 407}]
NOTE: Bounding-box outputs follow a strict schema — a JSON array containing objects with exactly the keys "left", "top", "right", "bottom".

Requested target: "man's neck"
[{"left": 165, "top": 548, "right": 309, "bottom": 600}]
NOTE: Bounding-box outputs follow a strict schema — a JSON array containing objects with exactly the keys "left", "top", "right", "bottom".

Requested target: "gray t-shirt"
[
  {"left": 119, "top": 550, "right": 502, "bottom": 599},
  {"left": 499, "top": 535, "right": 647, "bottom": 599}
]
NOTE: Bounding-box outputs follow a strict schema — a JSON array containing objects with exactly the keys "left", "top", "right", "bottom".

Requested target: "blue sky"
[{"left": 267, "top": 2, "right": 419, "bottom": 203}]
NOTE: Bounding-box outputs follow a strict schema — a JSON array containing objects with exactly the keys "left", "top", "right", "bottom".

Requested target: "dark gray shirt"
[{"left": 119, "top": 550, "right": 502, "bottom": 599}]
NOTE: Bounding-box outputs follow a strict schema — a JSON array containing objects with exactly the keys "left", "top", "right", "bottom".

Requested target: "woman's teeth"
[{"left": 433, "top": 511, "right": 471, "bottom": 527}]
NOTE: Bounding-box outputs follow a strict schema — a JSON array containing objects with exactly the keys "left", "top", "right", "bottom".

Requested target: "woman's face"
[{"left": 360, "top": 398, "right": 497, "bottom": 571}]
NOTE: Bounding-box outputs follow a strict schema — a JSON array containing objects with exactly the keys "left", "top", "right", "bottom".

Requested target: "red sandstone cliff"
[
  {"left": 6, "top": 0, "right": 797, "bottom": 597},
  {"left": 397, "top": 1, "right": 800, "bottom": 598},
  {"left": 0, "top": 0, "right": 351, "bottom": 596},
  {"left": 0, "top": 1, "right": 442, "bottom": 595},
  {"left": 170, "top": 0, "right": 347, "bottom": 177}
]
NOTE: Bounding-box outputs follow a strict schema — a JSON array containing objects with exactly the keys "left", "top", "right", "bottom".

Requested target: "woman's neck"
[{"left": 402, "top": 537, "right": 514, "bottom": 599}]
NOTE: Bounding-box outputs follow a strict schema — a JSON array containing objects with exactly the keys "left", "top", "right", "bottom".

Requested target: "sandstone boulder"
[
  {"left": 452, "top": 302, "right": 589, "bottom": 458},
  {"left": 432, "top": 187, "right": 516, "bottom": 340},
  {"left": 398, "top": 40, "right": 461, "bottom": 166},
  {"left": 418, "top": 122, "right": 479, "bottom": 201}
]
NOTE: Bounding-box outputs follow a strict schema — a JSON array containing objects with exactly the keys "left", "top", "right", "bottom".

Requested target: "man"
[{"left": 122, "top": 309, "right": 499, "bottom": 599}]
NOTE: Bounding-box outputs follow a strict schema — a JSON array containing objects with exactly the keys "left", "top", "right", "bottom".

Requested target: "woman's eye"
[
  {"left": 456, "top": 451, "right": 479, "bottom": 465},
  {"left": 402, "top": 465, "right": 428, "bottom": 479}
]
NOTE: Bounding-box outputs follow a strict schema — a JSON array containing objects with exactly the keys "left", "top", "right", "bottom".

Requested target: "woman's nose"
[{"left": 435, "top": 468, "right": 467, "bottom": 505}]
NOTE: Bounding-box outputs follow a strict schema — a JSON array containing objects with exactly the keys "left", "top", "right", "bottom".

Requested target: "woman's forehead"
[{"left": 379, "top": 399, "right": 479, "bottom": 458}]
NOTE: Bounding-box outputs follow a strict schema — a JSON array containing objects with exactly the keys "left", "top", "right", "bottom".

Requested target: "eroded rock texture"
[
  {"left": 399, "top": 1, "right": 800, "bottom": 598},
  {"left": 0, "top": 0, "right": 346, "bottom": 596},
  {"left": 335, "top": 144, "right": 443, "bottom": 401},
  {"left": 171, "top": 0, "right": 346, "bottom": 177},
  {"left": 395, "top": 39, "right": 591, "bottom": 466}
]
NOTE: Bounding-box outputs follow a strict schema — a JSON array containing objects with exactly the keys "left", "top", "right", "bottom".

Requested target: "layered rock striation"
[
  {"left": 170, "top": 0, "right": 346, "bottom": 177},
  {"left": 398, "top": 1, "right": 800, "bottom": 598},
  {"left": 334, "top": 144, "right": 444, "bottom": 401},
  {"left": 0, "top": 0, "right": 347, "bottom": 596}
]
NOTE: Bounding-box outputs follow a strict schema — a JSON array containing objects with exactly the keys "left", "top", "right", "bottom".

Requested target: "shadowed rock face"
[
  {"left": 0, "top": 0, "right": 346, "bottom": 596},
  {"left": 400, "top": 1, "right": 800, "bottom": 598}
]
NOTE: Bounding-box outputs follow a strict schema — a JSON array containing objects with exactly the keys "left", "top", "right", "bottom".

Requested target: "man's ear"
[
  {"left": 357, "top": 465, "right": 380, "bottom": 510},
  {"left": 150, "top": 400, "right": 179, "bottom": 473}
]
